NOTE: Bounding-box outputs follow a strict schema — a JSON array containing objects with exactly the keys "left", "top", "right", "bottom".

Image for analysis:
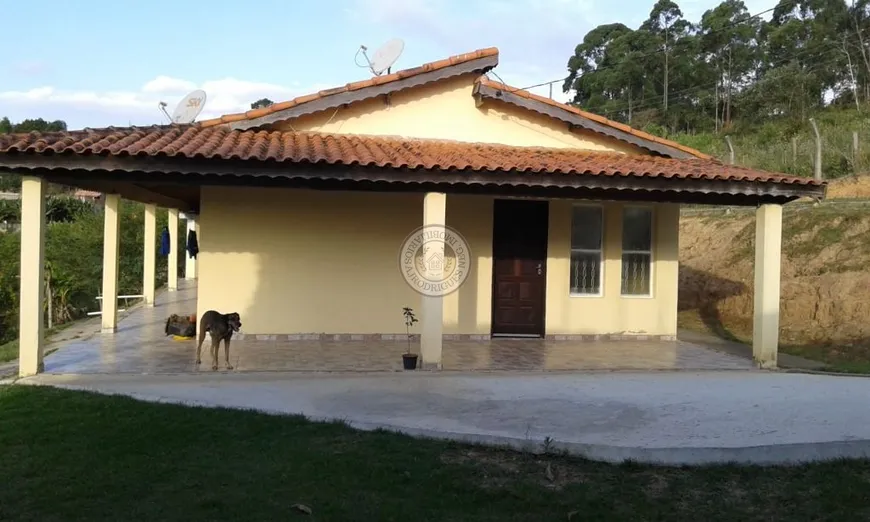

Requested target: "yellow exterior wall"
[
  {"left": 197, "top": 187, "right": 679, "bottom": 337},
  {"left": 282, "top": 74, "right": 648, "bottom": 154},
  {"left": 444, "top": 194, "right": 493, "bottom": 335},
  {"left": 197, "top": 186, "right": 423, "bottom": 334},
  {"left": 545, "top": 201, "right": 680, "bottom": 336}
]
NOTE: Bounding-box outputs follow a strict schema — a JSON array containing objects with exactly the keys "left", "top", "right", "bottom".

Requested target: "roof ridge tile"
[
  {"left": 198, "top": 47, "right": 499, "bottom": 129},
  {"left": 475, "top": 76, "right": 710, "bottom": 161}
]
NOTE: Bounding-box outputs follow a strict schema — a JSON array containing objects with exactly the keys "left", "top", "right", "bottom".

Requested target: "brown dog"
[{"left": 195, "top": 310, "right": 242, "bottom": 371}]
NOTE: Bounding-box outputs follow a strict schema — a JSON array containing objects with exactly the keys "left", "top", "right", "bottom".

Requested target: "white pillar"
[
  {"left": 420, "top": 192, "right": 446, "bottom": 370},
  {"left": 18, "top": 176, "right": 46, "bottom": 377},
  {"left": 101, "top": 194, "right": 121, "bottom": 334},
  {"left": 752, "top": 203, "right": 783, "bottom": 369},
  {"left": 143, "top": 204, "right": 156, "bottom": 306},
  {"left": 167, "top": 208, "right": 178, "bottom": 291},
  {"left": 185, "top": 218, "right": 197, "bottom": 279}
]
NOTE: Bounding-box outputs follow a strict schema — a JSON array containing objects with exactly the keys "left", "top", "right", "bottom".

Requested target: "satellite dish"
[
  {"left": 361, "top": 39, "right": 404, "bottom": 76},
  {"left": 170, "top": 89, "right": 207, "bottom": 124}
]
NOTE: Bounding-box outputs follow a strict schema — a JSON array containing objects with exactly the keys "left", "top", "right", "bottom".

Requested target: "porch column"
[
  {"left": 18, "top": 176, "right": 46, "bottom": 377},
  {"left": 167, "top": 208, "right": 178, "bottom": 291},
  {"left": 185, "top": 217, "right": 197, "bottom": 279},
  {"left": 101, "top": 194, "right": 121, "bottom": 334},
  {"left": 420, "top": 192, "right": 446, "bottom": 369},
  {"left": 143, "top": 204, "right": 157, "bottom": 306},
  {"left": 752, "top": 203, "right": 783, "bottom": 368}
]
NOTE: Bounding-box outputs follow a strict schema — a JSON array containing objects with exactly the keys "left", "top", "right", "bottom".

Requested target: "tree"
[
  {"left": 761, "top": 0, "right": 850, "bottom": 117},
  {"left": 564, "top": 23, "right": 638, "bottom": 114},
  {"left": 698, "top": 0, "right": 761, "bottom": 128},
  {"left": 562, "top": 0, "right": 866, "bottom": 133},
  {"left": 641, "top": 0, "right": 694, "bottom": 113},
  {"left": 251, "top": 98, "right": 274, "bottom": 110},
  {"left": 0, "top": 117, "right": 70, "bottom": 192},
  {"left": 9, "top": 118, "right": 67, "bottom": 133}
]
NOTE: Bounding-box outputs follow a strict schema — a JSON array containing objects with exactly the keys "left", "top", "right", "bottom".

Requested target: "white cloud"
[
  {"left": 141, "top": 76, "right": 197, "bottom": 94},
  {"left": 0, "top": 76, "right": 331, "bottom": 129}
]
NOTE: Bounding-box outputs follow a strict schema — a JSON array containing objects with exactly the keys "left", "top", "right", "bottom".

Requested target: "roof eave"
[
  {"left": 474, "top": 82, "right": 699, "bottom": 160},
  {"left": 226, "top": 54, "right": 499, "bottom": 132},
  {"left": 0, "top": 153, "right": 827, "bottom": 206}
]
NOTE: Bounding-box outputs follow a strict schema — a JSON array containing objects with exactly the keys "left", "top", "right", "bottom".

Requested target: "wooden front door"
[{"left": 491, "top": 199, "right": 549, "bottom": 337}]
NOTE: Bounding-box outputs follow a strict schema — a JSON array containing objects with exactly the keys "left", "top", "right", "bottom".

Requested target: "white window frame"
[
  {"left": 620, "top": 205, "right": 655, "bottom": 298},
  {"left": 569, "top": 203, "right": 605, "bottom": 298}
]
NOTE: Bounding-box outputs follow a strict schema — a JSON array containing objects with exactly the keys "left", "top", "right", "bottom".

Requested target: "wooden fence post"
[
  {"left": 792, "top": 137, "right": 797, "bottom": 167},
  {"left": 725, "top": 136, "right": 735, "bottom": 165},
  {"left": 853, "top": 131, "right": 860, "bottom": 174},
  {"left": 809, "top": 118, "right": 822, "bottom": 181}
]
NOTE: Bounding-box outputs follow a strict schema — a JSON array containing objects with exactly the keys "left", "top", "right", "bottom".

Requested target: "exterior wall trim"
[{"left": 230, "top": 332, "right": 678, "bottom": 342}]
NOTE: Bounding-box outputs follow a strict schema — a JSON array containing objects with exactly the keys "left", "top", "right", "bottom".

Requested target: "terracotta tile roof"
[
  {"left": 0, "top": 125, "right": 822, "bottom": 188},
  {"left": 198, "top": 47, "right": 499, "bottom": 129},
  {"left": 476, "top": 77, "right": 711, "bottom": 160},
  {"left": 194, "top": 46, "right": 706, "bottom": 161}
]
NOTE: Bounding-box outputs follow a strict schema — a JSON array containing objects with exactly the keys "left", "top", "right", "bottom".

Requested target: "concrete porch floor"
[{"left": 39, "top": 279, "right": 755, "bottom": 374}]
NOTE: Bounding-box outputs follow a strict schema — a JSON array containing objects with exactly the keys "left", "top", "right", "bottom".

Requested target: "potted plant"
[{"left": 402, "top": 307, "right": 419, "bottom": 370}]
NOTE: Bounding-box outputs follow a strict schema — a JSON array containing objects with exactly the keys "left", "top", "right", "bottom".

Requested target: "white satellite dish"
[
  {"left": 360, "top": 38, "right": 405, "bottom": 76},
  {"left": 170, "top": 89, "right": 208, "bottom": 124}
]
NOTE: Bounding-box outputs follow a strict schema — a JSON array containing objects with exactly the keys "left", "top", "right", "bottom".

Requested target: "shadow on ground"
[{"left": 678, "top": 265, "right": 828, "bottom": 371}]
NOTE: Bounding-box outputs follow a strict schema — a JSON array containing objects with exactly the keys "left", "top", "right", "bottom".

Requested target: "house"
[
  {"left": 72, "top": 189, "right": 102, "bottom": 202},
  {"left": 0, "top": 47, "right": 826, "bottom": 377}
]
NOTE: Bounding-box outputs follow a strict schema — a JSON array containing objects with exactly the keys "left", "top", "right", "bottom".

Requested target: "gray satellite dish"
[
  {"left": 360, "top": 39, "right": 404, "bottom": 76},
  {"left": 170, "top": 89, "right": 208, "bottom": 124}
]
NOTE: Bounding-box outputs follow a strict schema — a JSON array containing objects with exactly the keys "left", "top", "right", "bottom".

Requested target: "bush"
[
  {"left": 0, "top": 200, "right": 187, "bottom": 345},
  {"left": 668, "top": 108, "right": 870, "bottom": 179}
]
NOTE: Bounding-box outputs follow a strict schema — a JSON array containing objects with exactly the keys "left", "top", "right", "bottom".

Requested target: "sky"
[{"left": 0, "top": 0, "right": 777, "bottom": 130}]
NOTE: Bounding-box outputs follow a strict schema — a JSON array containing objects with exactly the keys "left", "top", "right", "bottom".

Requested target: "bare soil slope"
[
  {"left": 825, "top": 173, "right": 870, "bottom": 199},
  {"left": 679, "top": 192, "right": 870, "bottom": 367}
]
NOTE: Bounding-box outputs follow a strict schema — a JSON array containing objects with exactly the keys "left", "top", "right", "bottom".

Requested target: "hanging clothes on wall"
[
  {"left": 159, "top": 226, "right": 171, "bottom": 256},
  {"left": 187, "top": 229, "right": 199, "bottom": 259}
]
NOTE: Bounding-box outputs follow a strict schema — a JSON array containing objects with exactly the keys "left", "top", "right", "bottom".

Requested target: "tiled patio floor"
[{"left": 41, "top": 280, "right": 755, "bottom": 374}]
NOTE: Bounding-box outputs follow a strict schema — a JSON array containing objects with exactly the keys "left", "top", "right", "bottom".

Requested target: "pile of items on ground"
[{"left": 165, "top": 314, "right": 196, "bottom": 338}]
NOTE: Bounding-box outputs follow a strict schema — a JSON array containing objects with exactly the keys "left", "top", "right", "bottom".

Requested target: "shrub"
[{"left": 0, "top": 200, "right": 186, "bottom": 344}]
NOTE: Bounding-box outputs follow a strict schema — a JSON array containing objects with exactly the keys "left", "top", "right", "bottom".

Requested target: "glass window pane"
[
  {"left": 570, "top": 251, "right": 601, "bottom": 295},
  {"left": 571, "top": 206, "right": 602, "bottom": 250},
  {"left": 621, "top": 252, "right": 651, "bottom": 295},
  {"left": 622, "top": 207, "right": 652, "bottom": 252}
]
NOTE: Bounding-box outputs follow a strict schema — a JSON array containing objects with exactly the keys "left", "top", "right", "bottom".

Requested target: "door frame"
[{"left": 489, "top": 197, "right": 549, "bottom": 338}]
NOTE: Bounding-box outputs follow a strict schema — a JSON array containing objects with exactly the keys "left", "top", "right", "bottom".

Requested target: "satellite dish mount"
[
  {"left": 158, "top": 89, "right": 208, "bottom": 124},
  {"left": 358, "top": 38, "right": 405, "bottom": 76}
]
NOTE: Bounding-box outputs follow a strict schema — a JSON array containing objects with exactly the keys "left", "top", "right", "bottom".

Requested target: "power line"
[{"left": 593, "top": 43, "right": 844, "bottom": 117}]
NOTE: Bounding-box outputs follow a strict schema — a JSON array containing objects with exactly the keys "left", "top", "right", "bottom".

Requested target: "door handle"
[{"left": 536, "top": 263, "right": 543, "bottom": 275}]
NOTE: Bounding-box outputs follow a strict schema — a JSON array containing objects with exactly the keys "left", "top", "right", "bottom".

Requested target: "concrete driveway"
[{"left": 19, "top": 370, "right": 870, "bottom": 466}]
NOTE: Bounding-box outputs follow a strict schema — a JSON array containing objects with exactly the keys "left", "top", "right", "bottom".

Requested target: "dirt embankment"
[{"left": 679, "top": 188, "right": 870, "bottom": 360}]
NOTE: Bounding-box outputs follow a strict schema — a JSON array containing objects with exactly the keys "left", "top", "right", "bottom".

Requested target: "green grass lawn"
[
  {"left": 0, "top": 337, "right": 18, "bottom": 364},
  {"left": 2, "top": 386, "right": 870, "bottom": 521}
]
